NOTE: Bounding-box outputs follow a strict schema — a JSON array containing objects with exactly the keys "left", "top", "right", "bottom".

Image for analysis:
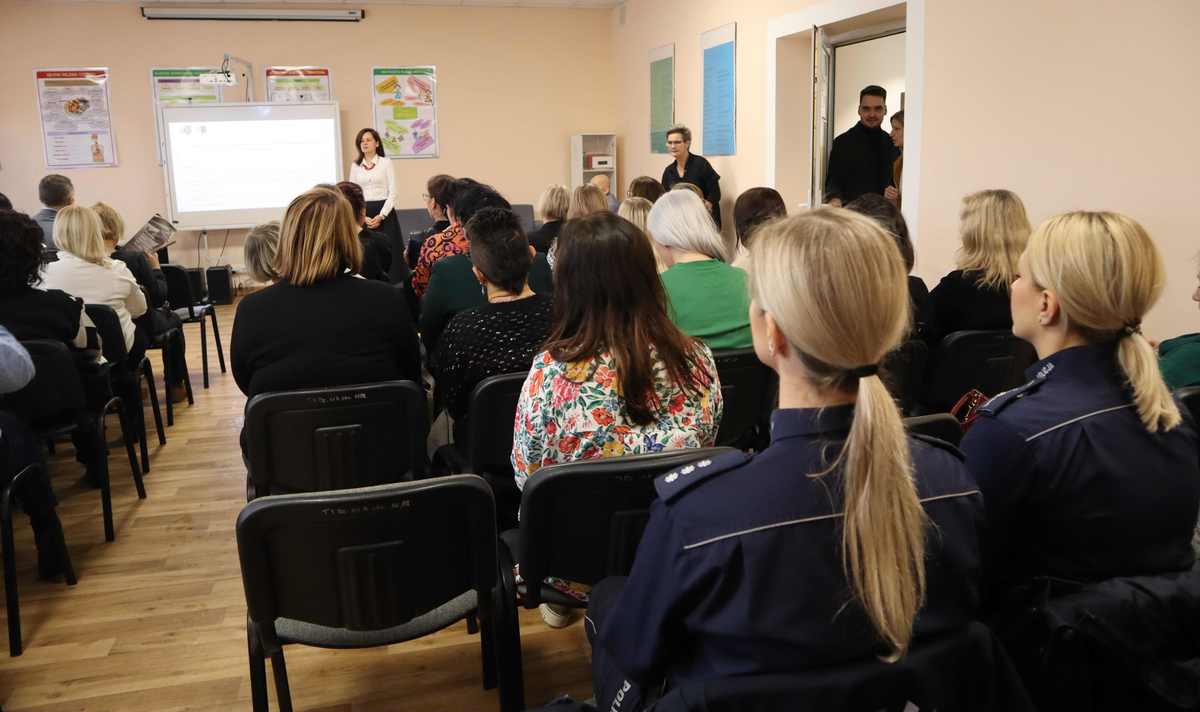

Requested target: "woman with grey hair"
[
  {"left": 243, "top": 221, "right": 280, "bottom": 284},
  {"left": 646, "top": 190, "right": 750, "bottom": 349}
]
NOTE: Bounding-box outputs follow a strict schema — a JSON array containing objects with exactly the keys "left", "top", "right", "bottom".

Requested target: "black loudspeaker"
[
  {"left": 206, "top": 265, "right": 234, "bottom": 305},
  {"left": 185, "top": 268, "right": 206, "bottom": 302}
]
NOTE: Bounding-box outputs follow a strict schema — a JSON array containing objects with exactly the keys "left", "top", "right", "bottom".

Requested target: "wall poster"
[
  {"left": 266, "top": 66, "right": 333, "bottom": 103},
  {"left": 649, "top": 44, "right": 675, "bottom": 154},
  {"left": 150, "top": 67, "right": 222, "bottom": 164},
  {"left": 701, "top": 23, "right": 737, "bottom": 156},
  {"left": 36, "top": 67, "right": 118, "bottom": 168},
  {"left": 371, "top": 66, "right": 438, "bottom": 158}
]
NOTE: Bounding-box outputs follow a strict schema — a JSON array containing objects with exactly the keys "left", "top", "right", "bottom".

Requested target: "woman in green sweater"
[{"left": 646, "top": 190, "right": 752, "bottom": 350}]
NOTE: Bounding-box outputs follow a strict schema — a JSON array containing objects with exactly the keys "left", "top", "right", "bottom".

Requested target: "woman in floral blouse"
[{"left": 512, "top": 211, "right": 723, "bottom": 490}]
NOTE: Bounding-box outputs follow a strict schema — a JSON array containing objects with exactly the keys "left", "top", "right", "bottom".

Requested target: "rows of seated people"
[{"left": 5, "top": 170, "right": 1200, "bottom": 709}]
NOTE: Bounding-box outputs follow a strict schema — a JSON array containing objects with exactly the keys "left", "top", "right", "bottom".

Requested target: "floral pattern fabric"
[
  {"left": 412, "top": 224, "right": 468, "bottom": 297},
  {"left": 511, "top": 345, "right": 723, "bottom": 489}
]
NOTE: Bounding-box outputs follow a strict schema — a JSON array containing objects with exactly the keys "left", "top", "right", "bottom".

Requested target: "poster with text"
[
  {"left": 371, "top": 66, "right": 438, "bottom": 158},
  {"left": 649, "top": 44, "right": 675, "bottom": 154},
  {"left": 150, "top": 68, "right": 222, "bottom": 164},
  {"left": 266, "top": 66, "right": 332, "bottom": 103},
  {"left": 701, "top": 23, "right": 737, "bottom": 156},
  {"left": 36, "top": 68, "right": 118, "bottom": 169}
]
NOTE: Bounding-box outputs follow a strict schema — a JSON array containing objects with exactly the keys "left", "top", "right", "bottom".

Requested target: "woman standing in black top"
[
  {"left": 435, "top": 208, "right": 552, "bottom": 443},
  {"left": 231, "top": 187, "right": 421, "bottom": 399},
  {"left": 661, "top": 124, "right": 722, "bottom": 227},
  {"left": 927, "top": 189, "right": 1031, "bottom": 346}
]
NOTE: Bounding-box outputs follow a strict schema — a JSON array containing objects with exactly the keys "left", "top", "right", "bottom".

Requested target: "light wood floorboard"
[{"left": 0, "top": 300, "right": 593, "bottom": 710}]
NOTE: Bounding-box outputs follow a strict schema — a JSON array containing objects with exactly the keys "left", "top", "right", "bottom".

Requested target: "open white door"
[{"left": 810, "top": 26, "right": 833, "bottom": 206}]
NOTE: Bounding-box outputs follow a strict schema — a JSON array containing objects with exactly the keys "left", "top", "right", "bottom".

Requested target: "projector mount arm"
[{"left": 221, "top": 53, "right": 254, "bottom": 102}]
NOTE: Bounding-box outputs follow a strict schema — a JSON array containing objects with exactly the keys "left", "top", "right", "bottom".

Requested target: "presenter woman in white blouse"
[{"left": 347, "top": 128, "right": 399, "bottom": 246}]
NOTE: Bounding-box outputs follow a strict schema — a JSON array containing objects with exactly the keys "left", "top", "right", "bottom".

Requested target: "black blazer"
[
  {"left": 112, "top": 248, "right": 168, "bottom": 307},
  {"left": 926, "top": 270, "right": 1012, "bottom": 347},
  {"left": 230, "top": 273, "right": 421, "bottom": 398},
  {"left": 529, "top": 220, "right": 562, "bottom": 254}
]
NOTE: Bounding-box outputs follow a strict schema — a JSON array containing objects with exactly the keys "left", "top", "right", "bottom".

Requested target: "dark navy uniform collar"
[
  {"left": 770, "top": 405, "right": 855, "bottom": 443},
  {"left": 1025, "top": 342, "right": 1120, "bottom": 383}
]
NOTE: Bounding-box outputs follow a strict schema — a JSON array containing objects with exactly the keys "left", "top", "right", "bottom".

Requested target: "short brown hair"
[
  {"left": 733, "top": 187, "right": 787, "bottom": 247},
  {"left": 666, "top": 124, "right": 691, "bottom": 143},
  {"left": 628, "top": 176, "right": 665, "bottom": 203},
  {"left": 276, "top": 188, "right": 362, "bottom": 286},
  {"left": 335, "top": 181, "right": 366, "bottom": 218},
  {"left": 39, "top": 174, "right": 73, "bottom": 208},
  {"left": 845, "top": 193, "right": 914, "bottom": 272},
  {"left": 426, "top": 174, "right": 455, "bottom": 209}
]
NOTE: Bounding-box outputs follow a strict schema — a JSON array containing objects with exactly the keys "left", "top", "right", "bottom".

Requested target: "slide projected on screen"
[{"left": 161, "top": 102, "right": 342, "bottom": 230}]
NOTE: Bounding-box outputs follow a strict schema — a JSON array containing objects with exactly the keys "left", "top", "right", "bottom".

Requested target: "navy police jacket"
[
  {"left": 961, "top": 342, "right": 1200, "bottom": 598},
  {"left": 595, "top": 405, "right": 984, "bottom": 686}
]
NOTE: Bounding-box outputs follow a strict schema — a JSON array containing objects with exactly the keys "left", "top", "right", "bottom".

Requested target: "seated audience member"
[
  {"left": 434, "top": 208, "right": 553, "bottom": 442},
  {"left": 885, "top": 110, "right": 905, "bottom": 208},
  {"left": 231, "top": 187, "right": 420, "bottom": 399},
  {"left": 647, "top": 190, "right": 751, "bottom": 349},
  {"left": 628, "top": 176, "right": 665, "bottom": 204},
  {"left": 34, "top": 174, "right": 74, "bottom": 249},
  {"left": 420, "top": 184, "right": 552, "bottom": 357},
  {"left": 962, "top": 212, "right": 1200, "bottom": 606},
  {"left": 618, "top": 197, "right": 661, "bottom": 273},
  {"left": 42, "top": 205, "right": 147, "bottom": 362},
  {"left": 732, "top": 186, "right": 787, "bottom": 270},
  {"left": 927, "top": 189, "right": 1030, "bottom": 345},
  {"left": 547, "top": 184, "right": 609, "bottom": 268},
  {"left": 0, "top": 327, "right": 70, "bottom": 579},
  {"left": 243, "top": 222, "right": 280, "bottom": 284},
  {"left": 846, "top": 193, "right": 932, "bottom": 339},
  {"left": 589, "top": 173, "right": 620, "bottom": 212},
  {"left": 406, "top": 174, "right": 455, "bottom": 273},
  {"left": 670, "top": 181, "right": 705, "bottom": 201},
  {"left": 586, "top": 209, "right": 983, "bottom": 711},
  {"left": 1158, "top": 264, "right": 1200, "bottom": 389},
  {"left": 529, "top": 185, "right": 568, "bottom": 253},
  {"left": 93, "top": 201, "right": 188, "bottom": 397},
  {"left": 511, "top": 211, "right": 723, "bottom": 490},
  {"left": 412, "top": 177, "right": 479, "bottom": 297},
  {"left": 336, "top": 181, "right": 394, "bottom": 283}
]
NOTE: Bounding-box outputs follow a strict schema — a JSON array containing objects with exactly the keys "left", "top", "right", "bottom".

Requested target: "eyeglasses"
[{"left": 422, "top": 193, "right": 431, "bottom": 200}]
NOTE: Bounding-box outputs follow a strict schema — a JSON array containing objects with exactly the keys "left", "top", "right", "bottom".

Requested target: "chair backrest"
[
  {"left": 511, "top": 204, "right": 535, "bottom": 233},
  {"left": 650, "top": 622, "right": 1032, "bottom": 712},
  {"left": 517, "top": 447, "right": 739, "bottom": 605},
  {"left": 1175, "top": 386, "right": 1200, "bottom": 425},
  {"left": 244, "top": 380, "right": 429, "bottom": 499},
  {"left": 712, "top": 348, "right": 777, "bottom": 447},
  {"left": 236, "top": 476, "right": 497, "bottom": 641},
  {"left": 883, "top": 339, "right": 930, "bottom": 416},
  {"left": 2, "top": 340, "right": 86, "bottom": 425},
  {"left": 160, "top": 263, "right": 198, "bottom": 313},
  {"left": 83, "top": 303, "right": 129, "bottom": 366},
  {"left": 923, "top": 330, "right": 1037, "bottom": 412},
  {"left": 393, "top": 208, "right": 433, "bottom": 240},
  {"left": 465, "top": 372, "right": 528, "bottom": 476},
  {"left": 903, "top": 413, "right": 963, "bottom": 447}
]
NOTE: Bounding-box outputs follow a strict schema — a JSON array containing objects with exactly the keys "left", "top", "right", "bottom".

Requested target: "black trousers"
[
  {"left": 136, "top": 309, "right": 187, "bottom": 388},
  {"left": 0, "top": 411, "right": 57, "bottom": 525},
  {"left": 587, "top": 576, "right": 659, "bottom": 712}
]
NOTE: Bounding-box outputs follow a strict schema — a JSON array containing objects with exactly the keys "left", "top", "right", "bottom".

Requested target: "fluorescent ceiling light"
[{"left": 141, "top": 7, "right": 364, "bottom": 22}]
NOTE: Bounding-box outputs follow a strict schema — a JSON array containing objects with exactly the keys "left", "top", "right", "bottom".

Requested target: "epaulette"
[
  {"left": 655, "top": 450, "right": 751, "bottom": 503},
  {"left": 977, "top": 362, "right": 1053, "bottom": 417},
  {"left": 909, "top": 433, "right": 966, "bottom": 461}
]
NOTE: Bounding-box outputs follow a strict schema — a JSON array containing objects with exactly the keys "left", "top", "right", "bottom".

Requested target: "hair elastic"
[
  {"left": 848, "top": 364, "right": 880, "bottom": 378},
  {"left": 1121, "top": 321, "right": 1143, "bottom": 338}
]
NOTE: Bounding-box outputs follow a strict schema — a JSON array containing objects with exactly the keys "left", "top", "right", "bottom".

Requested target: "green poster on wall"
[{"left": 650, "top": 45, "right": 674, "bottom": 154}]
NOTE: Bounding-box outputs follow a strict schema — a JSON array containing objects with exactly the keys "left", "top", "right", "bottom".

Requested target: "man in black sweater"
[{"left": 824, "top": 85, "right": 899, "bottom": 206}]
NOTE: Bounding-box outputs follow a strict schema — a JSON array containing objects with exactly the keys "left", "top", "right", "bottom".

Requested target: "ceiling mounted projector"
[{"left": 140, "top": 7, "right": 364, "bottom": 22}]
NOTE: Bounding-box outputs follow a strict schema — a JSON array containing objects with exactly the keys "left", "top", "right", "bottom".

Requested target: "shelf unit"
[{"left": 571, "top": 133, "right": 618, "bottom": 196}]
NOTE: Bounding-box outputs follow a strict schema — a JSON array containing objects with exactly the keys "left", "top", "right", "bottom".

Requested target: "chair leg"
[
  {"left": 110, "top": 399, "right": 146, "bottom": 500},
  {"left": 209, "top": 307, "right": 226, "bottom": 374},
  {"left": 200, "top": 317, "right": 210, "bottom": 389},
  {"left": 162, "top": 347, "right": 174, "bottom": 427},
  {"left": 248, "top": 629, "right": 270, "bottom": 712},
  {"left": 179, "top": 331, "right": 194, "bottom": 405},
  {"left": 142, "top": 358, "right": 165, "bottom": 446},
  {"left": 2, "top": 487, "right": 22, "bottom": 657},
  {"left": 92, "top": 420, "right": 115, "bottom": 542},
  {"left": 477, "top": 602, "right": 497, "bottom": 691},
  {"left": 134, "top": 380, "right": 150, "bottom": 475},
  {"left": 270, "top": 650, "right": 294, "bottom": 712}
]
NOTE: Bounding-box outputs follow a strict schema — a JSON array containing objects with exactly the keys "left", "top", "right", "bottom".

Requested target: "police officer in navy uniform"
[
  {"left": 584, "top": 209, "right": 985, "bottom": 711},
  {"left": 960, "top": 211, "right": 1200, "bottom": 609}
]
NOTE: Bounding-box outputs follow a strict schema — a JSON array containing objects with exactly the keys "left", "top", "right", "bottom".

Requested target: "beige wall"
[
  {"left": 0, "top": 1, "right": 615, "bottom": 272},
  {"left": 832, "top": 32, "right": 905, "bottom": 137}
]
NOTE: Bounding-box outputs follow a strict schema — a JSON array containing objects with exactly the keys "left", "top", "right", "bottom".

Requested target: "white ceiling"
[{"left": 127, "top": 0, "right": 622, "bottom": 6}]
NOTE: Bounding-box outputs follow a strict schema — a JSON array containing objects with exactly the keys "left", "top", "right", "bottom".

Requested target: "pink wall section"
[{"left": 0, "top": 1, "right": 616, "bottom": 271}]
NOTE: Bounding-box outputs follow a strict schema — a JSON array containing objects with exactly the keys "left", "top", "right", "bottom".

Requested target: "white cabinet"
[{"left": 571, "top": 133, "right": 618, "bottom": 197}]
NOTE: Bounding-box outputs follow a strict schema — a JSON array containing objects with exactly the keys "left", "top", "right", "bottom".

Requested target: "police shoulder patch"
[{"left": 655, "top": 450, "right": 751, "bottom": 503}]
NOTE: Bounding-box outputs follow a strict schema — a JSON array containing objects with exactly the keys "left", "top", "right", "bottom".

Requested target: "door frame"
[{"left": 766, "top": 0, "right": 925, "bottom": 240}]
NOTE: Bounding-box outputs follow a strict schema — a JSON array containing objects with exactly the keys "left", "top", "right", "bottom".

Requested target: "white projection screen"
[{"left": 161, "top": 102, "right": 342, "bottom": 230}]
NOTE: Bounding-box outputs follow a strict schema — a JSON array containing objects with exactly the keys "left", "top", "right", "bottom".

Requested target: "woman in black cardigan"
[{"left": 231, "top": 187, "right": 421, "bottom": 400}]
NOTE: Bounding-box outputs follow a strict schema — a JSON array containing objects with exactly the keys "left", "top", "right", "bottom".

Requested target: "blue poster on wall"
[{"left": 702, "top": 23, "right": 736, "bottom": 156}]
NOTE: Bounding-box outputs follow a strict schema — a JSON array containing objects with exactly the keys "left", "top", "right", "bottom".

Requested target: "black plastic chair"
[
  {"left": 921, "top": 330, "right": 1037, "bottom": 413},
  {"left": 649, "top": 621, "right": 1033, "bottom": 712},
  {"left": 243, "top": 381, "right": 428, "bottom": 500},
  {"left": 2, "top": 460, "right": 77, "bottom": 656},
  {"left": 1175, "top": 386, "right": 1200, "bottom": 425},
  {"left": 236, "top": 476, "right": 523, "bottom": 712},
  {"left": 903, "top": 413, "right": 963, "bottom": 447},
  {"left": 148, "top": 323, "right": 193, "bottom": 427},
  {"left": 511, "top": 204, "right": 535, "bottom": 234},
  {"left": 883, "top": 339, "right": 930, "bottom": 416},
  {"left": 712, "top": 348, "right": 777, "bottom": 449},
  {"left": 162, "top": 263, "right": 225, "bottom": 389},
  {"left": 434, "top": 372, "right": 528, "bottom": 530},
  {"left": 85, "top": 304, "right": 164, "bottom": 474},
  {"left": 3, "top": 340, "right": 144, "bottom": 541}
]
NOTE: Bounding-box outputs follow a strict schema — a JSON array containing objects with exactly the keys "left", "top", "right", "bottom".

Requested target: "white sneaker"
[{"left": 539, "top": 603, "right": 575, "bottom": 629}]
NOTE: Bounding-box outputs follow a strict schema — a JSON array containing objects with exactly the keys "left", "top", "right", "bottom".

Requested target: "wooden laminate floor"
[{"left": 0, "top": 301, "right": 593, "bottom": 711}]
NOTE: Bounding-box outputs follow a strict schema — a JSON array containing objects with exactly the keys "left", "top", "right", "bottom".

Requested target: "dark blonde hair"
[{"left": 276, "top": 188, "right": 362, "bottom": 286}]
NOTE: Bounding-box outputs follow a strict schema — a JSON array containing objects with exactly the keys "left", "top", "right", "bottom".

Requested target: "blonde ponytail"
[
  {"left": 749, "top": 209, "right": 926, "bottom": 658},
  {"left": 1026, "top": 212, "right": 1180, "bottom": 433}
]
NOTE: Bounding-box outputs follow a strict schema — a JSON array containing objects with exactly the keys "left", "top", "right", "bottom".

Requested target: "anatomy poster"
[
  {"left": 371, "top": 66, "right": 438, "bottom": 158},
  {"left": 36, "top": 67, "right": 118, "bottom": 168}
]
